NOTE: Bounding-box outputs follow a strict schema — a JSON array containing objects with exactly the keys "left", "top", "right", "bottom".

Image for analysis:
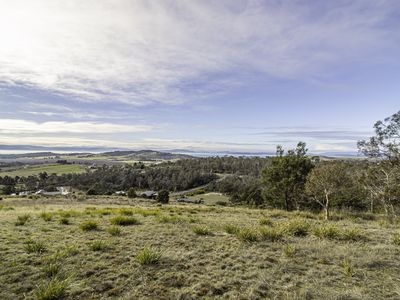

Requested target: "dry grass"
[{"left": 0, "top": 197, "right": 399, "bottom": 299}]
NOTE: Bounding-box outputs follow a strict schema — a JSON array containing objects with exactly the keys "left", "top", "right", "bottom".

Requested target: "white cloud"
[
  {"left": 0, "top": 119, "right": 153, "bottom": 134},
  {"left": 0, "top": 0, "right": 398, "bottom": 105}
]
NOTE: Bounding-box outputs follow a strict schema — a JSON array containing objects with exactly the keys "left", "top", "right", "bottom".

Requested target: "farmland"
[
  {"left": 0, "top": 164, "right": 87, "bottom": 177},
  {"left": 1, "top": 196, "right": 400, "bottom": 299}
]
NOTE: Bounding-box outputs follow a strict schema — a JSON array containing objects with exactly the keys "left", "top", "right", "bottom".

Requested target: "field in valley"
[
  {"left": 0, "top": 164, "right": 87, "bottom": 177},
  {"left": 1, "top": 196, "right": 400, "bottom": 299}
]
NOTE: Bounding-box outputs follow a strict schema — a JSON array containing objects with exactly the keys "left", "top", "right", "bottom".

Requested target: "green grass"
[
  {"left": 192, "top": 225, "right": 212, "bottom": 235},
  {"left": 58, "top": 217, "right": 70, "bottom": 225},
  {"left": 40, "top": 212, "right": 53, "bottom": 222},
  {"left": 15, "top": 214, "right": 30, "bottom": 226},
  {"left": 88, "top": 241, "right": 109, "bottom": 251},
  {"left": 0, "top": 164, "right": 86, "bottom": 177},
  {"left": 107, "top": 225, "right": 122, "bottom": 236},
  {"left": 34, "top": 278, "right": 69, "bottom": 300},
  {"left": 136, "top": 246, "right": 162, "bottom": 265},
  {"left": 223, "top": 224, "right": 240, "bottom": 235},
  {"left": 25, "top": 240, "right": 47, "bottom": 254},
  {"left": 259, "top": 227, "right": 284, "bottom": 242},
  {"left": 236, "top": 227, "right": 259, "bottom": 243}
]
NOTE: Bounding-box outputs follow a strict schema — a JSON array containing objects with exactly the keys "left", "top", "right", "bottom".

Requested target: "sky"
[{"left": 0, "top": 0, "right": 399, "bottom": 155}]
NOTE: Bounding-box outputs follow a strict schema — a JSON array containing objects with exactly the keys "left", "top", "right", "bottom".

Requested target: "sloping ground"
[
  {"left": 0, "top": 197, "right": 400, "bottom": 299},
  {"left": 0, "top": 164, "right": 86, "bottom": 177}
]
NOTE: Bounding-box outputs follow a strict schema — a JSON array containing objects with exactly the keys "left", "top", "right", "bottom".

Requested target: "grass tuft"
[
  {"left": 259, "top": 217, "right": 273, "bottom": 226},
  {"left": 88, "top": 241, "right": 109, "bottom": 251},
  {"left": 58, "top": 217, "right": 70, "bottom": 225},
  {"left": 110, "top": 216, "right": 139, "bottom": 226},
  {"left": 25, "top": 240, "right": 47, "bottom": 254},
  {"left": 34, "top": 278, "right": 69, "bottom": 300},
  {"left": 224, "top": 224, "right": 240, "bottom": 235},
  {"left": 314, "top": 225, "right": 341, "bottom": 240},
  {"left": 15, "top": 214, "right": 30, "bottom": 226},
  {"left": 40, "top": 212, "right": 53, "bottom": 222},
  {"left": 283, "top": 244, "right": 296, "bottom": 257},
  {"left": 392, "top": 233, "right": 400, "bottom": 245},
  {"left": 236, "top": 227, "right": 259, "bottom": 243},
  {"left": 107, "top": 225, "right": 122, "bottom": 236},
  {"left": 80, "top": 220, "right": 99, "bottom": 231},
  {"left": 192, "top": 225, "right": 212, "bottom": 235},
  {"left": 259, "top": 227, "right": 284, "bottom": 242},
  {"left": 42, "top": 263, "right": 62, "bottom": 278},
  {"left": 136, "top": 246, "right": 161, "bottom": 265},
  {"left": 281, "top": 219, "right": 310, "bottom": 237}
]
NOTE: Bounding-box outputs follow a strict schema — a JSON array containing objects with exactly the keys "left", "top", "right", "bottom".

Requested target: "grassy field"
[
  {"left": 0, "top": 164, "right": 86, "bottom": 177},
  {"left": 1, "top": 197, "right": 400, "bottom": 299}
]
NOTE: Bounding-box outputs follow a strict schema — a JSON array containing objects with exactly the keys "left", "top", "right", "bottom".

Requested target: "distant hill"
[{"left": 102, "top": 150, "right": 193, "bottom": 160}]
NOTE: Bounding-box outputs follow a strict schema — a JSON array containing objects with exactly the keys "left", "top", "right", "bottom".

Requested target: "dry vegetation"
[{"left": 1, "top": 197, "right": 400, "bottom": 299}]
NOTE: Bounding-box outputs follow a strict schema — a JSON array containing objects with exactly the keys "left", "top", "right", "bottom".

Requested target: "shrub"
[
  {"left": 314, "top": 225, "right": 341, "bottom": 240},
  {"left": 192, "top": 225, "right": 212, "bottom": 235},
  {"left": 281, "top": 219, "right": 310, "bottom": 237},
  {"left": 127, "top": 188, "right": 137, "bottom": 198},
  {"left": 236, "top": 228, "right": 259, "bottom": 243},
  {"left": 88, "top": 241, "right": 108, "bottom": 251},
  {"left": 86, "top": 188, "right": 96, "bottom": 195},
  {"left": 224, "top": 224, "right": 240, "bottom": 235},
  {"left": 259, "top": 217, "right": 273, "bottom": 226},
  {"left": 40, "top": 212, "right": 53, "bottom": 222},
  {"left": 108, "top": 226, "right": 122, "bottom": 236},
  {"left": 59, "top": 217, "right": 70, "bottom": 225},
  {"left": 259, "top": 227, "right": 284, "bottom": 242},
  {"left": 34, "top": 278, "right": 68, "bottom": 300},
  {"left": 392, "top": 233, "right": 400, "bottom": 245},
  {"left": 80, "top": 220, "right": 98, "bottom": 231},
  {"left": 110, "top": 216, "right": 139, "bottom": 226},
  {"left": 136, "top": 246, "right": 161, "bottom": 265},
  {"left": 15, "top": 214, "right": 30, "bottom": 226},
  {"left": 25, "top": 240, "right": 47, "bottom": 254},
  {"left": 157, "top": 190, "right": 169, "bottom": 204}
]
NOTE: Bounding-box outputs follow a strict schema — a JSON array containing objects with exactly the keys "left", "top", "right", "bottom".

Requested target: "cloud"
[
  {"left": 0, "top": 0, "right": 398, "bottom": 105},
  {"left": 0, "top": 119, "right": 153, "bottom": 134}
]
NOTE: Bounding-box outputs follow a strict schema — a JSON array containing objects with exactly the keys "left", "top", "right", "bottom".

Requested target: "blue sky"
[{"left": 0, "top": 0, "right": 399, "bottom": 154}]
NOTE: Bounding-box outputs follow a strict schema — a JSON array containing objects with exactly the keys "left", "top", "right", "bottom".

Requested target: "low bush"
[
  {"left": 110, "top": 216, "right": 139, "bottom": 226},
  {"left": 136, "top": 246, "right": 161, "bottom": 265}
]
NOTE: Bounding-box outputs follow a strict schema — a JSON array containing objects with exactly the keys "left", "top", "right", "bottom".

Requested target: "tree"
[
  {"left": 262, "top": 142, "right": 314, "bottom": 211},
  {"left": 157, "top": 190, "right": 169, "bottom": 204},
  {"left": 358, "top": 111, "right": 400, "bottom": 162},
  {"left": 305, "top": 162, "right": 351, "bottom": 220},
  {"left": 127, "top": 187, "right": 137, "bottom": 198}
]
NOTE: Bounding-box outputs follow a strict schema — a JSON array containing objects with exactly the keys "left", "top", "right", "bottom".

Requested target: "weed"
[
  {"left": 80, "top": 220, "right": 98, "bottom": 231},
  {"left": 110, "top": 216, "right": 139, "bottom": 226},
  {"left": 192, "top": 225, "right": 212, "bottom": 235},
  {"left": 136, "top": 246, "right": 161, "bottom": 265},
  {"left": 342, "top": 259, "right": 356, "bottom": 277},
  {"left": 15, "top": 214, "right": 30, "bottom": 226}
]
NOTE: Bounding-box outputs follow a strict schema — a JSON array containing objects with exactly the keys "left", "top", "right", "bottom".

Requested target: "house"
[
  {"left": 141, "top": 191, "right": 157, "bottom": 199},
  {"left": 115, "top": 191, "right": 126, "bottom": 196},
  {"left": 19, "top": 191, "right": 30, "bottom": 196}
]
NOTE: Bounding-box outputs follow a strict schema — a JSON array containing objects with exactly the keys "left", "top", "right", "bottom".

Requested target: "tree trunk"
[{"left": 324, "top": 190, "right": 330, "bottom": 220}]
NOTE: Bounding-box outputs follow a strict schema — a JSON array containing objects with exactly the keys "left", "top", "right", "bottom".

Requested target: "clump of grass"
[
  {"left": 25, "top": 240, "right": 47, "bottom": 254},
  {"left": 259, "top": 217, "right": 273, "bottom": 226},
  {"left": 192, "top": 225, "right": 212, "bottom": 235},
  {"left": 42, "top": 263, "right": 62, "bottom": 278},
  {"left": 59, "top": 217, "right": 70, "bottom": 225},
  {"left": 281, "top": 219, "right": 310, "bottom": 237},
  {"left": 96, "top": 209, "right": 112, "bottom": 216},
  {"left": 259, "top": 227, "right": 284, "bottom": 242},
  {"left": 119, "top": 208, "right": 134, "bottom": 216},
  {"left": 342, "top": 259, "right": 356, "bottom": 277},
  {"left": 136, "top": 246, "right": 162, "bottom": 265},
  {"left": 79, "top": 220, "right": 99, "bottom": 231},
  {"left": 110, "top": 216, "right": 139, "bottom": 226},
  {"left": 283, "top": 244, "right": 296, "bottom": 257},
  {"left": 58, "top": 210, "right": 80, "bottom": 218},
  {"left": 341, "top": 228, "right": 366, "bottom": 241},
  {"left": 15, "top": 214, "right": 30, "bottom": 226},
  {"left": 223, "top": 224, "right": 240, "bottom": 235},
  {"left": 236, "top": 227, "right": 259, "bottom": 243},
  {"left": 34, "top": 278, "right": 69, "bottom": 300},
  {"left": 133, "top": 208, "right": 161, "bottom": 217},
  {"left": 88, "top": 241, "right": 109, "bottom": 251},
  {"left": 40, "top": 212, "right": 53, "bottom": 222},
  {"left": 107, "top": 225, "right": 122, "bottom": 236},
  {"left": 314, "top": 225, "right": 341, "bottom": 240},
  {"left": 392, "top": 233, "right": 400, "bottom": 245}
]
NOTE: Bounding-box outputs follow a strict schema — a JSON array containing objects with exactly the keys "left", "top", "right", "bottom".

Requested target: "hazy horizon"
[{"left": 1, "top": 1, "right": 399, "bottom": 153}]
